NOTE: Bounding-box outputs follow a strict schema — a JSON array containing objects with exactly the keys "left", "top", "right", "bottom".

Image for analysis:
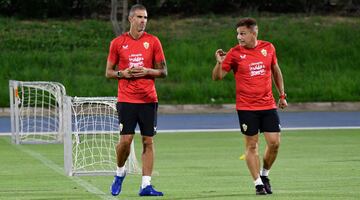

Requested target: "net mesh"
[
  {"left": 71, "top": 97, "right": 141, "bottom": 175},
  {"left": 10, "top": 81, "right": 141, "bottom": 175},
  {"left": 12, "top": 81, "right": 65, "bottom": 144}
]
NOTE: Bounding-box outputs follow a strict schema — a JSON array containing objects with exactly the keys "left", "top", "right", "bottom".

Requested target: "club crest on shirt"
[
  {"left": 261, "top": 49, "right": 267, "bottom": 57},
  {"left": 242, "top": 123, "right": 248, "bottom": 132},
  {"left": 143, "top": 42, "right": 149, "bottom": 49}
]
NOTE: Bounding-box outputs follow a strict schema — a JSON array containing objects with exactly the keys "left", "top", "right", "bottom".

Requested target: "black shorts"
[
  {"left": 116, "top": 102, "right": 158, "bottom": 136},
  {"left": 237, "top": 109, "right": 281, "bottom": 136}
]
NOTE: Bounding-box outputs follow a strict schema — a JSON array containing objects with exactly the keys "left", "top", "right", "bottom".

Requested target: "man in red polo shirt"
[
  {"left": 105, "top": 4, "right": 167, "bottom": 197},
  {"left": 212, "top": 17, "right": 287, "bottom": 195}
]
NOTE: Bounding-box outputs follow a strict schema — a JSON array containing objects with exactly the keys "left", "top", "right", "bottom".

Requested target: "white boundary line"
[
  {"left": 157, "top": 126, "right": 360, "bottom": 133},
  {"left": 282, "top": 126, "right": 360, "bottom": 130},
  {"left": 14, "top": 145, "right": 117, "bottom": 200},
  {"left": 1, "top": 126, "right": 360, "bottom": 136}
]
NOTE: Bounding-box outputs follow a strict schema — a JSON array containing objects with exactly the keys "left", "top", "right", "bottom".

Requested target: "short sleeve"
[
  {"left": 221, "top": 48, "right": 234, "bottom": 72},
  {"left": 107, "top": 40, "right": 119, "bottom": 64},
  {"left": 153, "top": 37, "right": 165, "bottom": 63},
  {"left": 271, "top": 44, "right": 277, "bottom": 66}
]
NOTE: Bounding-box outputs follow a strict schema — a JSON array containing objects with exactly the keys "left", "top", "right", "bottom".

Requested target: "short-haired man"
[
  {"left": 212, "top": 17, "right": 287, "bottom": 195},
  {"left": 105, "top": 4, "right": 167, "bottom": 197}
]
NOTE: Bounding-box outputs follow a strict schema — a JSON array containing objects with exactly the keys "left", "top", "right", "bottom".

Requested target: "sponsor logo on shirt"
[
  {"left": 240, "top": 54, "right": 246, "bottom": 59},
  {"left": 122, "top": 45, "right": 128, "bottom": 49},
  {"left": 143, "top": 42, "right": 149, "bottom": 49},
  {"left": 129, "top": 54, "right": 144, "bottom": 68},
  {"left": 249, "top": 61, "right": 266, "bottom": 77}
]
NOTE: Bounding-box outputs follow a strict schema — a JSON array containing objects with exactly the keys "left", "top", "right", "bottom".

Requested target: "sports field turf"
[{"left": 0, "top": 129, "right": 359, "bottom": 199}]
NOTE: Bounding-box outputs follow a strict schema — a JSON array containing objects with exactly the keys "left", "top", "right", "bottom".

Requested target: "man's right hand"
[
  {"left": 212, "top": 49, "right": 228, "bottom": 81},
  {"left": 215, "top": 49, "right": 226, "bottom": 63}
]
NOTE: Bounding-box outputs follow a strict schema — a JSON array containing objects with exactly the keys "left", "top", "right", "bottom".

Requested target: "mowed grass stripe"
[
  {"left": 0, "top": 137, "right": 116, "bottom": 200},
  {"left": 0, "top": 129, "right": 359, "bottom": 199},
  {"left": 17, "top": 147, "right": 117, "bottom": 200}
]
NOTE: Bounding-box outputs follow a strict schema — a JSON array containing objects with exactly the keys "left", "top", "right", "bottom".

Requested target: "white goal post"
[
  {"left": 9, "top": 80, "right": 66, "bottom": 144},
  {"left": 63, "top": 96, "right": 141, "bottom": 176},
  {"left": 9, "top": 80, "right": 141, "bottom": 176}
]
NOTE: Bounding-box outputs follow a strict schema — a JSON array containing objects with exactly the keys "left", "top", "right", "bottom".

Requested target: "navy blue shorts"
[
  {"left": 237, "top": 109, "right": 281, "bottom": 136},
  {"left": 116, "top": 102, "right": 158, "bottom": 136}
]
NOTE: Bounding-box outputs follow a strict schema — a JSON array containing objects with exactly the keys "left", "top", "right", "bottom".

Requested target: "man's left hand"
[
  {"left": 278, "top": 99, "right": 288, "bottom": 109},
  {"left": 130, "top": 66, "right": 149, "bottom": 77}
]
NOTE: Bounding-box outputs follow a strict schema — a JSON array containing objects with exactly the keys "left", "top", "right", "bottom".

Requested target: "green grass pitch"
[{"left": 0, "top": 129, "right": 359, "bottom": 199}]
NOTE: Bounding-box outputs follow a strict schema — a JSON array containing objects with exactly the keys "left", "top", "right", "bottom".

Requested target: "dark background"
[{"left": 0, "top": 0, "right": 359, "bottom": 19}]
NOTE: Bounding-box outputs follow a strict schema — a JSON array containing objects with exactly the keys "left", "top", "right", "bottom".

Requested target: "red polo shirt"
[
  {"left": 108, "top": 32, "right": 165, "bottom": 103},
  {"left": 222, "top": 40, "right": 278, "bottom": 110}
]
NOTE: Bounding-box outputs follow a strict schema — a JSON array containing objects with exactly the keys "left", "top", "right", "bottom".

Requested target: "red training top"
[
  {"left": 221, "top": 40, "right": 278, "bottom": 110},
  {"left": 107, "top": 32, "right": 166, "bottom": 103}
]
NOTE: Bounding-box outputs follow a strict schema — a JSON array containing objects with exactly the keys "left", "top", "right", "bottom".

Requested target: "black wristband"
[{"left": 116, "top": 71, "right": 123, "bottom": 78}]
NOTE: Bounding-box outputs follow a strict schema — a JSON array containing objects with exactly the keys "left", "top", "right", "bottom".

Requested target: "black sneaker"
[
  {"left": 260, "top": 176, "right": 272, "bottom": 194},
  {"left": 255, "top": 185, "right": 267, "bottom": 195}
]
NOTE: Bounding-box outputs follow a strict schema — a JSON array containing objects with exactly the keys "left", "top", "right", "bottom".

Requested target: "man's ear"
[{"left": 253, "top": 26, "right": 258, "bottom": 36}]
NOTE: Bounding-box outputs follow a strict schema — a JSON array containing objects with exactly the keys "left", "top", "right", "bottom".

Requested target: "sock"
[
  {"left": 141, "top": 176, "right": 151, "bottom": 189},
  {"left": 116, "top": 166, "right": 125, "bottom": 177},
  {"left": 260, "top": 168, "right": 269, "bottom": 177},
  {"left": 254, "top": 176, "right": 263, "bottom": 186}
]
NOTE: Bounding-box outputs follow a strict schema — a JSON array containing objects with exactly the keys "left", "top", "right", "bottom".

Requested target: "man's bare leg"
[
  {"left": 260, "top": 132, "right": 280, "bottom": 194},
  {"left": 244, "top": 134, "right": 260, "bottom": 180},
  {"left": 116, "top": 134, "right": 134, "bottom": 168},
  {"left": 262, "top": 132, "right": 280, "bottom": 170}
]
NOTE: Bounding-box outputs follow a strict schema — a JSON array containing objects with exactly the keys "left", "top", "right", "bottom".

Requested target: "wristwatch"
[
  {"left": 116, "top": 71, "right": 123, "bottom": 78},
  {"left": 279, "top": 93, "right": 287, "bottom": 100}
]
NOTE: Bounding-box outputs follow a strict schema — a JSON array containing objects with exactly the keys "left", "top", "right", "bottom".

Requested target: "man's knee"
[
  {"left": 142, "top": 137, "right": 154, "bottom": 149},
  {"left": 143, "top": 137, "right": 153, "bottom": 144},
  {"left": 264, "top": 132, "right": 280, "bottom": 151},
  {"left": 119, "top": 135, "right": 133, "bottom": 148},
  {"left": 246, "top": 143, "right": 258, "bottom": 154},
  {"left": 268, "top": 141, "right": 280, "bottom": 151}
]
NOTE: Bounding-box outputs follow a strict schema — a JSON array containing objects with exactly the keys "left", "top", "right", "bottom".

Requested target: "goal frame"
[
  {"left": 9, "top": 80, "right": 142, "bottom": 176},
  {"left": 9, "top": 80, "right": 66, "bottom": 144},
  {"left": 63, "top": 96, "right": 141, "bottom": 176}
]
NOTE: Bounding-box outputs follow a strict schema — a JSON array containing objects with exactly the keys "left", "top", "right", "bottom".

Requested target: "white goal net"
[
  {"left": 63, "top": 96, "right": 141, "bottom": 176},
  {"left": 9, "top": 80, "right": 141, "bottom": 176},
  {"left": 9, "top": 80, "right": 66, "bottom": 144}
]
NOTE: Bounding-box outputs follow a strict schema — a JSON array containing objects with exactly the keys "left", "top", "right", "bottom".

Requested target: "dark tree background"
[{"left": 0, "top": 0, "right": 359, "bottom": 19}]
